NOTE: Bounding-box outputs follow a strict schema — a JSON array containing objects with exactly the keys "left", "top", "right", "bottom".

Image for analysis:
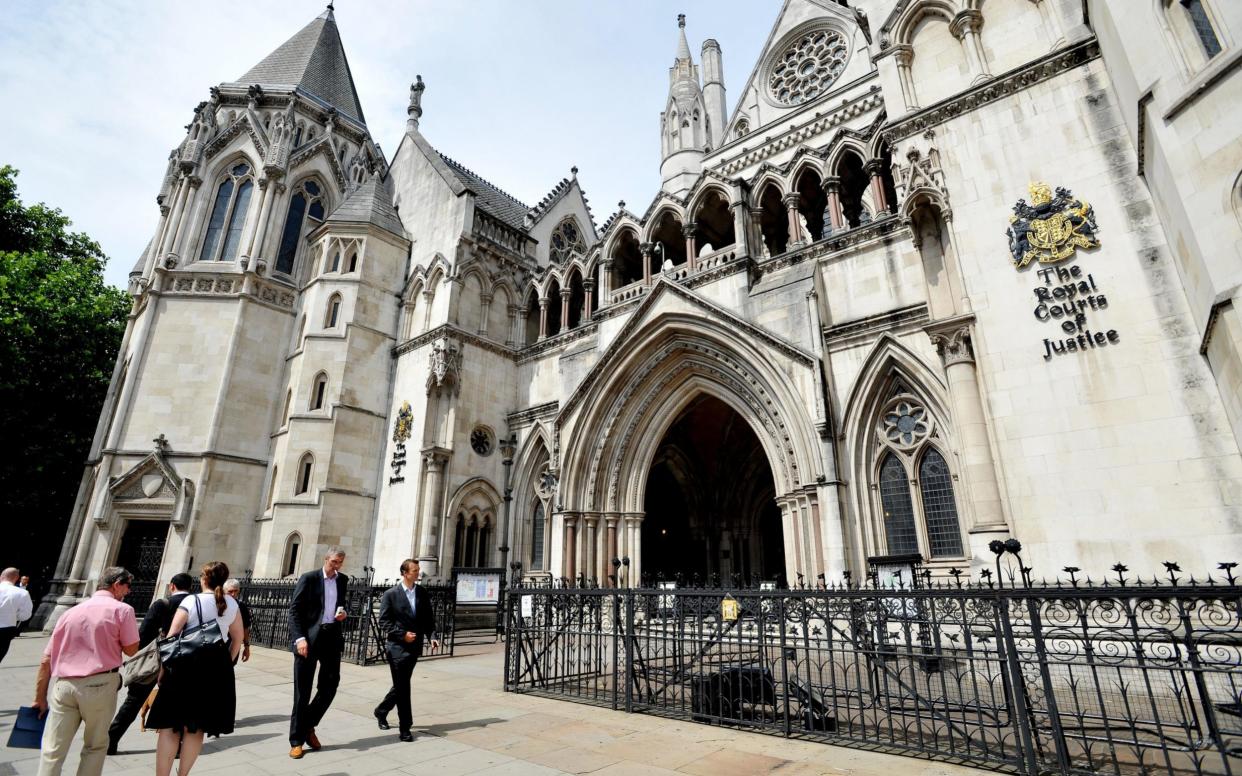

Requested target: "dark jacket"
[
  {"left": 378, "top": 583, "right": 436, "bottom": 660},
  {"left": 139, "top": 591, "right": 191, "bottom": 647},
  {"left": 288, "top": 569, "right": 349, "bottom": 649}
]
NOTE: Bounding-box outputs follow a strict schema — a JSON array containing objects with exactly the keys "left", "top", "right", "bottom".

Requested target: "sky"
[{"left": 0, "top": 1, "right": 781, "bottom": 289}]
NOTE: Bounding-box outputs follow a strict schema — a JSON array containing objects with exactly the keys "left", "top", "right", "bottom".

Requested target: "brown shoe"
[
  {"left": 305, "top": 729, "right": 322, "bottom": 751},
  {"left": 289, "top": 745, "right": 304, "bottom": 759}
]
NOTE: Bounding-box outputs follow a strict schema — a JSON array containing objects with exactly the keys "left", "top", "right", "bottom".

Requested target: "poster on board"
[{"left": 454, "top": 568, "right": 502, "bottom": 604}]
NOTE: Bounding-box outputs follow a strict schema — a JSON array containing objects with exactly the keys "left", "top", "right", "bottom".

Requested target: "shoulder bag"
[
  {"left": 120, "top": 639, "right": 161, "bottom": 686},
  {"left": 157, "top": 595, "right": 227, "bottom": 672}
]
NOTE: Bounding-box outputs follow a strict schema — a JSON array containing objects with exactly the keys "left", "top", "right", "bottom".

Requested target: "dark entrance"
[
  {"left": 116, "top": 519, "right": 169, "bottom": 615},
  {"left": 642, "top": 394, "right": 785, "bottom": 585}
]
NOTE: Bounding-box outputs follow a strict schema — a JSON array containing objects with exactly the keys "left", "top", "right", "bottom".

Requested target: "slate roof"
[
  {"left": 324, "top": 176, "right": 405, "bottom": 237},
  {"left": 236, "top": 8, "right": 366, "bottom": 124},
  {"left": 436, "top": 153, "right": 530, "bottom": 231}
]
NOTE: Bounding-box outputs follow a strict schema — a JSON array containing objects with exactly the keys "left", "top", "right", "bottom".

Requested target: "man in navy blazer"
[
  {"left": 287, "top": 547, "right": 349, "bottom": 758},
  {"left": 374, "top": 558, "right": 439, "bottom": 741}
]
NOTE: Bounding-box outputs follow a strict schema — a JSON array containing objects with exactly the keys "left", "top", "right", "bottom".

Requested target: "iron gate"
[{"left": 505, "top": 560, "right": 1242, "bottom": 775}]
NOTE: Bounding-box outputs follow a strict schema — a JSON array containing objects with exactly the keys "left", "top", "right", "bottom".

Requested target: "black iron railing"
[
  {"left": 505, "top": 552, "right": 1242, "bottom": 776},
  {"left": 239, "top": 575, "right": 458, "bottom": 664}
]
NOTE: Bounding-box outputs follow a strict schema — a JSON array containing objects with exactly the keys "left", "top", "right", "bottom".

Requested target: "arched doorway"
[{"left": 641, "top": 394, "right": 785, "bottom": 585}]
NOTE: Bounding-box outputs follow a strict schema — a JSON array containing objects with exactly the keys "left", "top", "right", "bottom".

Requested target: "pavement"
[{"left": 0, "top": 632, "right": 991, "bottom": 775}]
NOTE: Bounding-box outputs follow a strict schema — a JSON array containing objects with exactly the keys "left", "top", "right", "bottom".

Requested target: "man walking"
[
  {"left": 33, "top": 567, "right": 139, "bottom": 776},
  {"left": 374, "top": 559, "right": 439, "bottom": 741},
  {"left": 0, "top": 567, "right": 34, "bottom": 664},
  {"left": 107, "top": 572, "right": 193, "bottom": 754},
  {"left": 223, "top": 578, "right": 252, "bottom": 663},
  {"left": 287, "top": 547, "right": 348, "bottom": 759}
]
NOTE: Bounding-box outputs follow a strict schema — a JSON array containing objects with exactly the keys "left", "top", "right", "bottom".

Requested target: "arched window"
[
  {"left": 530, "top": 500, "right": 545, "bottom": 569},
  {"left": 199, "top": 162, "right": 255, "bottom": 262},
  {"left": 282, "top": 532, "right": 302, "bottom": 577},
  {"left": 281, "top": 389, "right": 292, "bottom": 428},
  {"left": 327, "top": 250, "right": 341, "bottom": 274},
  {"left": 871, "top": 391, "right": 965, "bottom": 559},
  {"left": 266, "top": 466, "right": 279, "bottom": 512},
  {"left": 295, "top": 453, "right": 314, "bottom": 495},
  {"left": 550, "top": 217, "right": 586, "bottom": 263},
  {"left": 1182, "top": 0, "right": 1222, "bottom": 58},
  {"left": 325, "top": 293, "right": 342, "bottom": 328},
  {"left": 310, "top": 373, "right": 328, "bottom": 411},
  {"left": 347, "top": 253, "right": 358, "bottom": 273},
  {"left": 454, "top": 515, "right": 468, "bottom": 567},
  {"left": 276, "top": 179, "right": 325, "bottom": 275}
]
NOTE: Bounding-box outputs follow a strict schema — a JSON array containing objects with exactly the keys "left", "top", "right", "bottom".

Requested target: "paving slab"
[{"left": 0, "top": 632, "right": 993, "bottom": 776}]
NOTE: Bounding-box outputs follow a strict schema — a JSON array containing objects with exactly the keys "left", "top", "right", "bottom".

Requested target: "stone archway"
[{"left": 642, "top": 394, "right": 785, "bottom": 585}]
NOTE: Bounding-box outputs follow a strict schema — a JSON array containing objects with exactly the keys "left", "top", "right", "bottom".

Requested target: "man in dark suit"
[
  {"left": 374, "top": 559, "right": 439, "bottom": 741},
  {"left": 287, "top": 547, "right": 349, "bottom": 759},
  {"left": 107, "top": 572, "right": 194, "bottom": 754}
]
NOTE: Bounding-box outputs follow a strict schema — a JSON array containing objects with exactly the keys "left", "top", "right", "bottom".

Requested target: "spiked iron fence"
[
  {"left": 505, "top": 552, "right": 1242, "bottom": 776},
  {"left": 239, "top": 575, "right": 458, "bottom": 664}
]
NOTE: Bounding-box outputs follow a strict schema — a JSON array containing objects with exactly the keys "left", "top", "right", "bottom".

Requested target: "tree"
[{"left": 0, "top": 166, "right": 131, "bottom": 602}]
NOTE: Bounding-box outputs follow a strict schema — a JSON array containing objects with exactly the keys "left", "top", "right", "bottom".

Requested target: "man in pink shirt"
[{"left": 32, "top": 567, "right": 140, "bottom": 776}]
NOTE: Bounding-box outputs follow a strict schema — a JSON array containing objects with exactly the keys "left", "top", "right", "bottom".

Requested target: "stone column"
[
  {"left": 598, "top": 260, "right": 613, "bottom": 301},
  {"left": 564, "top": 515, "right": 578, "bottom": 582},
  {"left": 729, "top": 200, "right": 750, "bottom": 256},
  {"left": 518, "top": 307, "right": 531, "bottom": 347},
  {"left": 822, "top": 177, "right": 844, "bottom": 233},
  {"left": 927, "top": 321, "right": 1007, "bottom": 539},
  {"left": 157, "top": 176, "right": 189, "bottom": 259},
  {"left": 478, "top": 293, "right": 492, "bottom": 335},
  {"left": 538, "top": 297, "right": 549, "bottom": 340},
  {"left": 169, "top": 176, "right": 203, "bottom": 259},
  {"left": 893, "top": 46, "right": 917, "bottom": 111},
  {"left": 750, "top": 208, "right": 767, "bottom": 258},
  {"left": 506, "top": 304, "right": 518, "bottom": 347},
  {"left": 241, "top": 178, "right": 272, "bottom": 260},
  {"left": 950, "top": 10, "right": 990, "bottom": 83},
  {"left": 783, "top": 192, "right": 803, "bottom": 246},
  {"left": 560, "top": 288, "right": 571, "bottom": 330},
  {"left": 417, "top": 449, "right": 450, "bottom": 576},
  {"left": 583, "top": 279, "right": 595, "bottom": 319},
  {"left": 605, "top": 515, "right": 619, "bottom": 586},
  {"left": 640, "top": 242, "right": 654, "bottom": 286},
  {"left": 864, "top": 160, "right": 889, "bottom": 215},
  {"left": 422, "top": 290, "right": 435, "bottom": 331},
  {"left": 682, "top": 222, "right": 697, "bottom": 271},
  {"left": 583, "top": 515, "right": 598, "bottom": 584},
  {"left": 441, "top": 514, "right": 459, "bottom": 571}
]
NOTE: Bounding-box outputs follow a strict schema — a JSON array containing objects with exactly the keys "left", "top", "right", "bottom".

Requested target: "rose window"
[
  {"left": 550, "top": 218, "right": 585, "bottom": 263},
  {"left": 882, "top": 400, "right": 930, "bottom": 447},
  {"left": 768, "top": 29, "right": 848, "bottom": 106},
  {"left": 470, "top": 426, "right": 494, "bottom": 456}
]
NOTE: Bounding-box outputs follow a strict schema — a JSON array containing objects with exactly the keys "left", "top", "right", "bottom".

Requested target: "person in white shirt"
[
  {"left": 0, "top": 567, "right": 34, "bottom": 665},
  {"left": 144, "top": 561, "right": 243, "bottom": 776}
]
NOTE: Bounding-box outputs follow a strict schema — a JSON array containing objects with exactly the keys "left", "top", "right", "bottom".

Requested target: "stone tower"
[{"left": 659, "top": 14, "right": 708, "bottom": 197}]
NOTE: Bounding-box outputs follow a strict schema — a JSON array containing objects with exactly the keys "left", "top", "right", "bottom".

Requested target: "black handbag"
[{"left": 157, "top": 595, "right": 228, "bottom": 671}]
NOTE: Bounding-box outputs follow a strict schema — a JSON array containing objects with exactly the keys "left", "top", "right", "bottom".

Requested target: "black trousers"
[
  {"left": 374, "top": 652, "right": 419, "bottom": 731},
  {"left": 289, "top": 626, "right": 342, "bottom": 746},
  {"left": 0, "top": 626, "right": 17, "bottom": 665},
  {"left": 109, "top": 679, "right": 156, "bottom": 747}
]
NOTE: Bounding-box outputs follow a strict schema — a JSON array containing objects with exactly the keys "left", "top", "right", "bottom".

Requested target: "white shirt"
[
  {"left": 178, "top": 592, "right": 240, "bottom": 644},
  {"left": 0, "top": 581, "right": 33, "bottom": 628},
  {"left": 321, "top": 570, "right": 339, "bottom": 624}
]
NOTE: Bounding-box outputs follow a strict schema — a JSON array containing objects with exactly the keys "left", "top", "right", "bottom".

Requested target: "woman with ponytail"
[{"left": 147, "top": 561, "right": 243, "bottom": 776}]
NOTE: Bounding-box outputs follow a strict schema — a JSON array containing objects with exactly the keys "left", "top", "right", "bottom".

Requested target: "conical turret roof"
[
  {"left": 325, "top": 176, "right": 405, "bottom": 238},
  {"left": 237, "top": 6, "right": 366, "bottom": 124}
]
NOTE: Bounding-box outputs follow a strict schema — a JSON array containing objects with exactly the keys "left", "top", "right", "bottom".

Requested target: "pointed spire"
[
  {"left": 676, "top": 14, "right": 692, "bottom": 62},
  {"left": 325, "top": 176, "right": 405, "bottom": 237},
  {"left": 235, "top": 8, "right": 365, "bottom": 124}
]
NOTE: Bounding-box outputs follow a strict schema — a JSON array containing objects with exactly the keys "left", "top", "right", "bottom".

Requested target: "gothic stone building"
[{"left": 42, "top": 0, "right": 1242, "bottom": 619}]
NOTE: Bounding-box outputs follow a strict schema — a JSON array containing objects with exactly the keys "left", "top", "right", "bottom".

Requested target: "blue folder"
[{"left": 6, "top": 706, "right": 45, "bottom": 749}]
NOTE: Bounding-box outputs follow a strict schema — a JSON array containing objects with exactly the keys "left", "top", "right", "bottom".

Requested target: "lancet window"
[
  {"left": 872, "top": 390, "right": 964, "bottom": 559},
  {"left": 199, "top": 162, "right": 254, "bottom": 262},
  {"left": 276, "top": 179, "right": 326, "bottom": 275}
]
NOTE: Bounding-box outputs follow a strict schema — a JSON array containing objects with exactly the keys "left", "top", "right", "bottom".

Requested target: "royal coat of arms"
[
  {"left": 392, "top": 401, "right": 413, "bottom": 443},
  {"left": 1006, "top": 182, "right": 1099, "bottom": 269}
]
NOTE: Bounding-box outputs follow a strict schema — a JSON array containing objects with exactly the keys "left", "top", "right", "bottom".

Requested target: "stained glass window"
[{"left": 879, "top": 453, "right": 918, "bottom": 555}]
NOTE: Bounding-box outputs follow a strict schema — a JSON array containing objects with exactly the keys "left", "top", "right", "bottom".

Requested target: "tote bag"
[
  {"left": 120, "top": 638, "right": 161, "bottom": 686},
  {"left": 157, "top": 595, "right": 227, "bottom": 672}
]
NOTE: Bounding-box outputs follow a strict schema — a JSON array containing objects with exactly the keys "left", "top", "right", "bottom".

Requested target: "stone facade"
[{"left": 41, "top": 0, "right": 1242, "bottom": 623}]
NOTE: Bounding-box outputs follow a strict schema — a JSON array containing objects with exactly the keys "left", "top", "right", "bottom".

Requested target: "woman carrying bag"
[{"left": 146, "top": 561, "right": 243, "bottom": 776}]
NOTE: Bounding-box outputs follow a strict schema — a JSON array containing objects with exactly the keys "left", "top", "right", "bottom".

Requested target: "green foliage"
[{"left": 0, "top": 165, "right": 131, "bottom": 598}]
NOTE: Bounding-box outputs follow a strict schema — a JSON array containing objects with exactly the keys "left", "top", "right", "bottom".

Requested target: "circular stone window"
[
  {"left": 881, "top": 398, "right": 931, "bottom": 449},
  {"left": 767, "top": 28, "right": 849, "bottom": 106},
  {"left": 470, "top": 426, "right": 494, "bottom": 456}
]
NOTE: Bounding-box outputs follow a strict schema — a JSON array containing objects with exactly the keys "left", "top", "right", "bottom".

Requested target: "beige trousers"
[{"left": 38, "top": 672, "right": 121, "bottom": 776}]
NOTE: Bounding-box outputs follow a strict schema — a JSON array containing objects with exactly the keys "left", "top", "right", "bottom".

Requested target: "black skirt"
[{"left": 145, "top": 649, "right": 236, "bottom": 736}]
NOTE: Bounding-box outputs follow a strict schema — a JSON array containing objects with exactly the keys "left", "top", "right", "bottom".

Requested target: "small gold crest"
[
  {"left": 1006, "top": 182, "right": 1100, "bottom": 269},
  {"left": 392, "top": 401, "right": 413, "bottom": 443}
]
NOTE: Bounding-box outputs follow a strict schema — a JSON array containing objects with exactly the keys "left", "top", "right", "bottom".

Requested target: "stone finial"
[
  {"left": 571, "top": 165, "right": 578, "bottom": 178},
  {"left": 678, "top": 13, "right": 686, "bottom": 28},
  {"left": 407, "top": 75, "right": 425, "bottom": 132}
]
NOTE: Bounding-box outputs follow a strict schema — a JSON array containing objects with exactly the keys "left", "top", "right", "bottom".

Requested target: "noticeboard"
[{"left": 452, "top": 567, "right": 502, "bottom": 605}]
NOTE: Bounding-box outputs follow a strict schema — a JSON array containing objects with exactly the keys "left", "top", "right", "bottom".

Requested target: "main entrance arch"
[
  {"left": 642, "top": 394, "right": 785, "bottom": 585},
  {"left": 551, "top": 282, "right": 841, "bottom": 587}
]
